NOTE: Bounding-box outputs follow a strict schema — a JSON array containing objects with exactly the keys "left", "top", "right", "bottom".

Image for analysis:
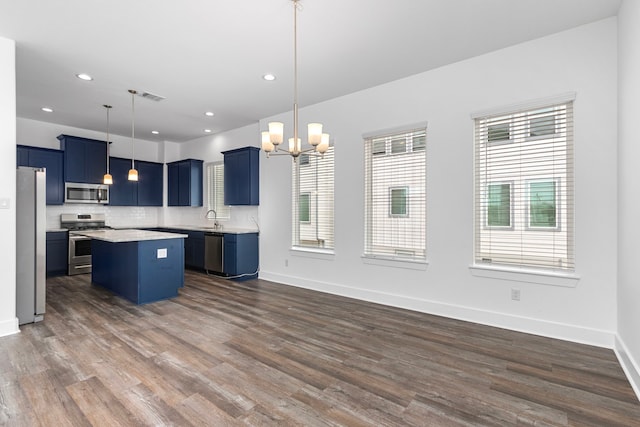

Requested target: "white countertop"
[
  {"left": 165, "top": 225, "right": 259, "bottom": 234},
  {"left": 74, "top": 229, "right": 188, "bottom": 243}
]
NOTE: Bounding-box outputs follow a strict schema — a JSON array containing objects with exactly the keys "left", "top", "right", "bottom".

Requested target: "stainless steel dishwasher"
[{"left": 204, "top": 232, "right": 224, "bottom": 273}]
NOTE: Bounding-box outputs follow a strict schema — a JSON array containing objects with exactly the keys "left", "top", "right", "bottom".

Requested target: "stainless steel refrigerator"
[{"left": 16, "top": 166, "right": 46, "bottom": 325}]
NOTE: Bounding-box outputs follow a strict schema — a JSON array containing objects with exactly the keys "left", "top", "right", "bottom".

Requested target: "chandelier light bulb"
[
  {"left": 317, "top": 133, "right": 330, "bottom": 154},
  {"left": 308, "top": 123, "right": 323, "bottom": 146},
  {"left": 289, "top": 137, "right": 301, "bottom": 156},
  {"left": 262, "top": 131, "right": 274, "bottom": 153},
  {"left": 268, "top": 122, "right": 284, "bottom": 145}
]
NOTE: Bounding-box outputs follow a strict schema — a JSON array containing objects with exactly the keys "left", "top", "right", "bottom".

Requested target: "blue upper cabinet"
[
  {"left": 136, "top": 160, "right": 163, "bottom": 206},
  {"left": 58, "top": 134, "right": 107, "bottom": 184},
  {"left": 222, "top": 146, "right": 259, "bottom": 205},
  {"left": 16, "top": 145, "right": 64, "bottom": 205},
  {"left": 167, "top": 159, "right": 203, "bottom": 207},
  {"left": 108, "top": 157, "right": 138, "bottom": 206},
  {"left": 108, "top": 157, "right": 163, "bottom": 206}
]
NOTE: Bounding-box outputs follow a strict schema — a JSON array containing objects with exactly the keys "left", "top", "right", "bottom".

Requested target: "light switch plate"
[
  {"left": 0, "top": 198, "right": 10, "bottom": 209},
  {"left": 157, "top": 248, "right": 167, "bottom": 259}
]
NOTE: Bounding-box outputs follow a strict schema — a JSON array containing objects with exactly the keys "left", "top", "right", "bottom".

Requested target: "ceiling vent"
[{"left": 138, "top": 91, "right": 166, "bottom": 102}]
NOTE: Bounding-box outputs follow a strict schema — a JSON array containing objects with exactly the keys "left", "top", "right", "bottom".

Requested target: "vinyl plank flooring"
[{"left": 0, "top": 271, "right": 638, "bottom": 426}]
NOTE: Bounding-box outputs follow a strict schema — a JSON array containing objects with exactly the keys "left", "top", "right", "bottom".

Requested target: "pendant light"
[
  {"left": 102, "top": 104, "right": 113, "bottom": 185},
  {"left": 260, "top": 0, "right": 330, "bottom": 161},
  {"left": 127, "top": 89, "right": 138, "bottom": 181}
]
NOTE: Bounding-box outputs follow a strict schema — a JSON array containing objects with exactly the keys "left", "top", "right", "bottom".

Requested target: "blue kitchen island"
[{"left": 79, "top": 229, "right": 188, "bottom": 305}]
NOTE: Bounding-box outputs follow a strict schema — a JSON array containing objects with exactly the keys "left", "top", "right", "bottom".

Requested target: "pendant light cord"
[
  {"left": 104, "top": 104, "right": 111, "bottom": 172},
  {"left": 293, "top": 0, "right": 299, "bottom": 145},
  {"left": 129, "top": 89, "right": 136, "bottom": 169}
]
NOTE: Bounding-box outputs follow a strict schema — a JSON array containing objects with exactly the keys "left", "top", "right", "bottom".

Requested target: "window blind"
[
  {"left": 364, "top": 127, "right": 426, "bottom": 261},
  {"left": 206, "top": 162, "right": 230, "bottom": 219},
  {"left": 473, "top": 101, "right": 574, "bottom": 271},
  {"left": 292, "top": 147, "right": 335, "bottom": 250}
]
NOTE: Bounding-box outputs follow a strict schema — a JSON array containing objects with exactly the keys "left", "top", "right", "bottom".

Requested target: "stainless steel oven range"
[{"left": 61, "top": 213, "right": 111, "bottom": 275}]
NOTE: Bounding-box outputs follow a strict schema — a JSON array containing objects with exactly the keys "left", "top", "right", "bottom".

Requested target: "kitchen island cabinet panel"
[
  {"left": 17, "top": 145, "right": 64, "bottom": 205},
  {"left": 46, "top": 231, "right": 68, "bottom": 277},
  {"left": 58, "top": 134, "right": 107, "bottom": 184},
  {"left": 91, "top": 236, "right": 185, "bottom": 304},
  {"left": 222, "top": 146, "right": 259, "bottom": 205}
]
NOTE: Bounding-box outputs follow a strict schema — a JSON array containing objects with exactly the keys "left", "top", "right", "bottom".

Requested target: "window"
[
  {"left": 205, "top": 162, "right": 230, "bottom": 219},
  {"left": 488, "top": 122, "right": 511, "bottom": 143},
  {"left": 487, "top": 183, "right": 511, "bottom": 227},
  {"left": 292, "top": 147, "right": 335, "bottom": 250},
  {"left": 372, "top": 140, "right": 386, "bottom": 156},
  {"left": 390, "top": 137, "right": 406, "bottom": 154},
  {"left": 473, "top": 97, "right": 574, "bottom": 271},
  {"left": 389, "top": 187, "right": 408, "bottom": 217},
  {"left": 529, "top": 180, "right": 557, "bottom": 228},
  {"left": 364, "top": 125, "right": 427, "bottom": 261},
  {"left": 299, "top": 193, "right": 311, "bottom": 223},
  {"left": 529, "top": 108, "right": 556, "bottom": 138}
]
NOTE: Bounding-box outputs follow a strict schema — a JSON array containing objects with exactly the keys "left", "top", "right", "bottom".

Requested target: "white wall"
[
  {"left": 0, "top": 36, "right": 18, "bottom": 336},
  {"left": 616, "top": 0, "right": 640, "bottom": 398},
  {"left": 18, "top": 117, "right": 161, "bottom": 162},
  {"left": 259, "top": 18, "right": 619, "bottom": 347}
]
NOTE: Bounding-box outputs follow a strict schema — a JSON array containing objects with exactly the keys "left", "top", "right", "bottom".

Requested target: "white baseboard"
[
  {"left": 259, "top": 271, "right": 615, "bottom": 349},
  {"left": 0, "top": 317, "right": 20, "bottom": 338},
  {"left": 614, "top": 335, "right": 640, "bottom": 401}
]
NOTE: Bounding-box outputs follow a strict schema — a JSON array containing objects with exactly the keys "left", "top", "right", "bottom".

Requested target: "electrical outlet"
[{"left": 511, "top": 288, "right": 521, "bottom": 301}]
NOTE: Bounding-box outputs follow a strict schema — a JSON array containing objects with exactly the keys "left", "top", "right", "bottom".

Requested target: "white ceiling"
[{"left": 0, "top": 0, "right": 621, "bottom": 143}]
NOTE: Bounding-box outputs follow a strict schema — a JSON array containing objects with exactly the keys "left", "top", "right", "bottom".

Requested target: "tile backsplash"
[
  {"left": 46, "top": 205, "right": 160, "bottom": 229},
  {"left": 46, "top": 204, "right": 258, "bottom": 231}
]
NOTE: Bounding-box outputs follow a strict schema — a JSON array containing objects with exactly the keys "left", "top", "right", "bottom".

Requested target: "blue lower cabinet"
[
  {"left": 184, "top": 231, "right": 205, "bottom": 269},
  {"left": 224, "top": 233, "right": 259, "bottom": 280},
  {"left": 46, "top": 231, "right": 68, "bottom": 277},
  {"left": 91, "top": 238, "right": 185, "bottom": 305}
]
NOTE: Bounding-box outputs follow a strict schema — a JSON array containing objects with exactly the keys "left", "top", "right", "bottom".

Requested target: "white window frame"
[
  {"left": 472, "top": 93, "right": 575, "bottom": 274},
  {"left": 205, "top": 161, "right": 230, "bottom": 219},
  {"left": 292, "top": 146, "right": 335, "bottom": 252},
  {"left": 363, "top": 123, "right": 428, "bottom": 265}
]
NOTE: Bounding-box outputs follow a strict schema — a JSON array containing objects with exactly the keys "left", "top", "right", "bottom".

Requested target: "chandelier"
[{"left": 261, "top": 0, "right": 330, "bottom": 160}]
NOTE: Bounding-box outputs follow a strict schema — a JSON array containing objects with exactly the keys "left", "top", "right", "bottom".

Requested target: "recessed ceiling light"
[
  {"left": 263, "top": 74, "right": 276, "bottom": 81},
  {"left": 204, "top": 129, "right": 212, "bottom": 133},
  {"left": 41, "top": 107, "right": 53, "bottom": 113},
  {"left": 75, "top": 73, "right": 93, "bottom": 81},
  {"left": 151, "top": 130, "right": 159, "bottom": 135},
  {"left": 204, "top": 111, "right": 215, "bottom": 117}
]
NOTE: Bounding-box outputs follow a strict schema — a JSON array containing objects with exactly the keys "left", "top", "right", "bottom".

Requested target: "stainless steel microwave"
[{"left": 64, "top": 182, "right": 109, "bottom": 204}]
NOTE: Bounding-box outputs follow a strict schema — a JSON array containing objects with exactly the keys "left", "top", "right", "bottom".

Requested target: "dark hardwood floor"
[{"left": 1, "top": 271, "right": 639, "bottom": 426}]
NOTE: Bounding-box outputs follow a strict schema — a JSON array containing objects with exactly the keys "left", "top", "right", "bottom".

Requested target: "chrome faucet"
[
  {"left": 205, "top": 209, "right": 222, "bottom": 229},
  {"left": 205, "top": 209, "right": 217, "bottom": 220}
]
